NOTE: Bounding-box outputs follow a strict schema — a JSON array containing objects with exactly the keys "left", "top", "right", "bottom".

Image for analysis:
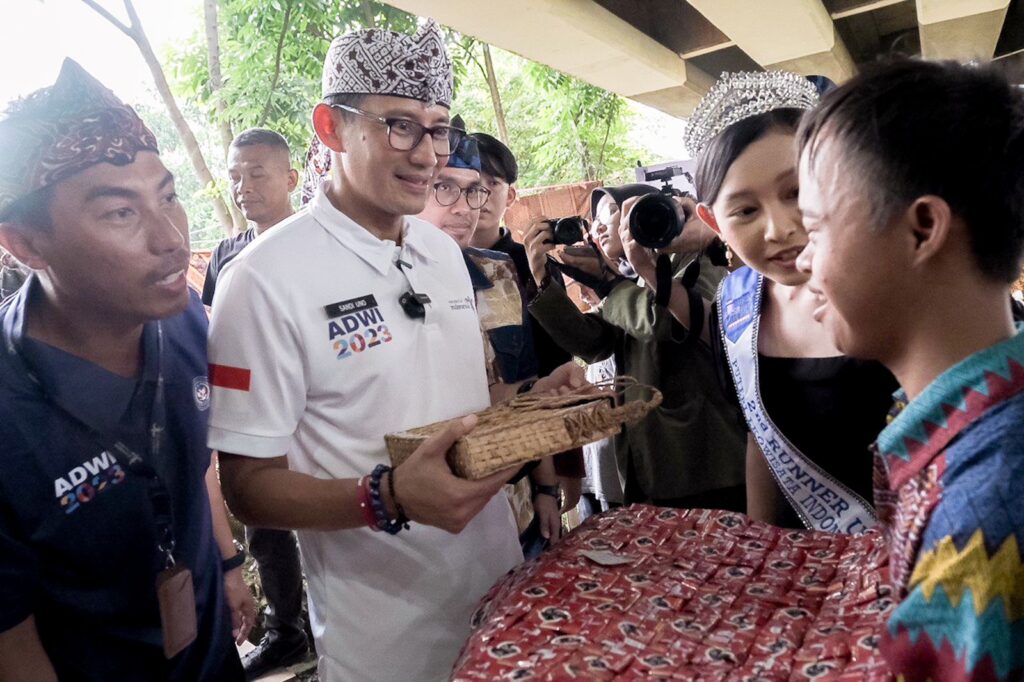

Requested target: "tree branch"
[
  {"left": 596, "top": 113, "right": 613, "bottom": 175},
  {"left": 258, "top": 0, "right": 295, "bottom": 126},
  {"left": 80, "top": 0, "right": 133, "bottom": 37},
  {"left": 121, "top": 0, "right": 142, "bottom": 32},
  {"left": 204, "top": 0, "right": 244, "bottom": 233},
  {"left": 360, "top": 0, "right": 376, "bottom": 28},
  {"left": 459, "top": 38, "right": 486, "bottom": 79},
  {"left": 89, "top": 0, "right": 235, "bottom": 232},
  {"left": 482, "top": 44, "right": 509, "bottom": 145}
]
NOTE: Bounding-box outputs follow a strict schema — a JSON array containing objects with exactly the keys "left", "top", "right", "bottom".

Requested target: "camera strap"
[
  {"left": 654, "top": 254, "right": 673, "bottom": 308},
  {"left": 8, "top": 321, "right": 179, "bottom": 568}
]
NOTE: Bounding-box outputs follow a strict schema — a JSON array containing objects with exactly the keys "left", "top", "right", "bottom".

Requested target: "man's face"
[
  {"left": 26, "top": 151, "right": 191, "bottom": 323},
  {"left": 590, "top": 194, "right": 624, "bottom": 261},
  {"left": 336, "top": 94, "right": 450, "bottom": 218},
  {"left": 477, "top": 171, "right": 514, "bottom": 234},
  {"left": 417, "top": 166, "right": 482, "bottom": 249},
  {"left": 227, "top": 143, "right": 296, "bottom": 227},
  {"left": 796, "top": 138, "right": 907, "bottom": 359}
]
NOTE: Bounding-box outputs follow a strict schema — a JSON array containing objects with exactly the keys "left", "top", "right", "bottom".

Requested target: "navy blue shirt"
[{"left": 0, "top": 280, "right": 242, "bottom": 681}]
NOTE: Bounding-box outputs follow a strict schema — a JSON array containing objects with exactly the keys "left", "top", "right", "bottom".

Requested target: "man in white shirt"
[{"left": 207, "top": 20, "right": 540, "bottom": 682}]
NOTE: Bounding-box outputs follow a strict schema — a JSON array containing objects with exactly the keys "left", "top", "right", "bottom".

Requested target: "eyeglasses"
[
  {"left": 432, "top": 181, "right": 491, "bottom": 210},
  {"left": 330, "top": 104, "right": 466, "bottom": 157}
]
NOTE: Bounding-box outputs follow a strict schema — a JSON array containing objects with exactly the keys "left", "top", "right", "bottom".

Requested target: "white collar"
[{"left": 309, "top": 183, "right": 438, "bottom": 275}]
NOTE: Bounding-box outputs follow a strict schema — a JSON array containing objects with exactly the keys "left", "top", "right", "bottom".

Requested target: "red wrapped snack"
[{"left": 452, "top": 506, "right": 894, "bottom": 680}]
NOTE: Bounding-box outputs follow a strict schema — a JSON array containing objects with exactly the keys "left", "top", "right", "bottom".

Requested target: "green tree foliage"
[
  {"left": 165, "top": 0, "right": 417, "bottom": 166},
  {"left": 133, "top": 99, "right": 225, "bottom": 249},
  {"left": 442, "top": 36, "right": 648, "bottom": 187},
  {"left": 162, "top": 0, "right": 652, "bottom": 223},
  {"left": 449, "top": 47, "right": 647, "bottom": 187}
]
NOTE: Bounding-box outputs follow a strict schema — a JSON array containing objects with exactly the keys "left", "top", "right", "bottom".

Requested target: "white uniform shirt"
[{"left": 207, "top": 186, "right": 522, "bottom": 682}]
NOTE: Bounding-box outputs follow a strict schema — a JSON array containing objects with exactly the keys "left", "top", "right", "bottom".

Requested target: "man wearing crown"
[{"left": 207, "top": 21, "right": 561, "bottom": 681}]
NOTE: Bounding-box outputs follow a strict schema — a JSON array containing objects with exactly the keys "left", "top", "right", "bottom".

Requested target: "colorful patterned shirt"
[{"left": 874, "top": 328, "right": 1024, "bottom": 681}]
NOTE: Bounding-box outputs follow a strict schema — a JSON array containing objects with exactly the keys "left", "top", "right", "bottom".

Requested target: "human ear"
[
  {"left": 905, "top": 196, "right": 952, "bottom": 268},
  {"left": 506, "top": 185, "right": 517, "bottom": 207},
  {"left": 312, "top": 103, "right": 345, "bottom": 154},
  {"left": 696, "top": 203, "right": 721, "bottom": 236},
  {"left": 286, "top": 168, "right": 299, "bottom": 192},
  {"left": 0, "top": 224, "right": 50, "bottom": 270}
]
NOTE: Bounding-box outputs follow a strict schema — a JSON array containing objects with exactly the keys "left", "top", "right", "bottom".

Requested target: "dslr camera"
[
  {"left": 547, "top": 216, "right": 589, "bottom": 246},
  {"left": 628, "top": 167, "right": 694, "bottom": 250}
]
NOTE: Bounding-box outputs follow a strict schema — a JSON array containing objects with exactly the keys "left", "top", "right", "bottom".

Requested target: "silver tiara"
[{"left": 684, "top": 71, "right": 819, "bottom": 157}]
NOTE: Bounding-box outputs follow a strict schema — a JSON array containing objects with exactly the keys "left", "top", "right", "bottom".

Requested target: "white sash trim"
[{"left": 717, "top": 267, "right": 876, "bottom": 534}]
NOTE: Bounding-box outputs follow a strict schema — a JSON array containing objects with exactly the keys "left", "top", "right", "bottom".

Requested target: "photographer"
[{"left": 524, "top": 184, "right": 746, "bottom": 509}]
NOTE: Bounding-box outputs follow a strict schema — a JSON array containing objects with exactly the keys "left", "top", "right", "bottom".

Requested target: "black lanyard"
[{"left": 9, "top": 320, "right": 179, "bottom": 569}]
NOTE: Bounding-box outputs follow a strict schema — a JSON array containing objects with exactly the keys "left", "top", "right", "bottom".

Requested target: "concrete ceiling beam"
[
  {"left": 917, "top": 0, "right": 1010, "bottom": 60},
  {"left": 686, "top": 0, "right": 855, "bottom": 82},
  {"left": 379, "top": 0, "right": 714, "bottom": 118}
]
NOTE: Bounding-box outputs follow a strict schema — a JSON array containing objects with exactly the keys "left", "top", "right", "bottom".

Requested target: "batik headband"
[{"left": 0, "top": 59, "right": 159, "bottom": 220}]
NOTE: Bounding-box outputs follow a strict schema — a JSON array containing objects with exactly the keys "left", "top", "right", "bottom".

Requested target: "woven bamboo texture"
[{"left": 386, "top": 377, "right": 662, "bottom": 479}]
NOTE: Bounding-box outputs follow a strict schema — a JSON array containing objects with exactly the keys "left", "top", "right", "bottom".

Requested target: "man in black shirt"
[
  {"left": 202, "top": 128, "right": 308, "bottom": 680},
  {"left": 201, "top": 128, "right": 298, "bottom": 306},
  {"left": 470, "top": 133, "right": 585, "bottom": 508},
  {"left": 469, "top": 134, "right": 527, "bottom": 276}
]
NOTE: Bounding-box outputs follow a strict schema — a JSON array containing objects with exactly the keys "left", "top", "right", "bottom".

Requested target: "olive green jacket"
[{"left": 528, "top": 255, "right": 746, "bottom": 501}]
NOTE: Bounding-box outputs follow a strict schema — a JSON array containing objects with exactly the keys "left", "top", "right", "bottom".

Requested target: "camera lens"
[
  {"left": 628, "top": 194, "right": 687, "bottom": 249},
  {"left": 551, "top": 217, "right": 586, "bottom": 245}
]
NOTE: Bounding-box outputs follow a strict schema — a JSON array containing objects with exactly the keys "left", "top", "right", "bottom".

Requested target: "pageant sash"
[{"left": 717, "top": 267, "right": 876, "bottom": 534}]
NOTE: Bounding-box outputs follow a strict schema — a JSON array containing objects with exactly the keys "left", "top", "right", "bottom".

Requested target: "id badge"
[{"left": 156, "top": 566, "right": 198, "bottom": 658}]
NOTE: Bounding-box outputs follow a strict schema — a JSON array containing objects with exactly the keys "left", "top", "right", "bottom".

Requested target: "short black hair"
[
  {"left": 230, "top": 127, "right": 291, "bottom": 154},
  {"left": 472, "top": 133, "right": 518, "bottom": 184},
  {"left": 799, "top": 58, "right": 1024, "bottom": 283},
  {"left": 2, "top": 184, "right": 56, "bottom": 231},
  {"left": 695, "top": 108, "right": 804, "bottom": 206},
  {"left": 322, "top": 93, "right": 367, "bottom": 123}
]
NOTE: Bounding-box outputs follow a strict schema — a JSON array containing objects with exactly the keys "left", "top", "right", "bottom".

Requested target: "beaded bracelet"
[{"left": 368, "top": 464, "right": 410, "bottom": 535}]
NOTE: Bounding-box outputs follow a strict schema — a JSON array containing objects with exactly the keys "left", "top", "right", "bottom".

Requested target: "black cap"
[
  {"left": 590, "top": 183, "right": 660, "bottom": 219},
  {"left": 472, "top": 132, "right": 518, "bottom": 185}
]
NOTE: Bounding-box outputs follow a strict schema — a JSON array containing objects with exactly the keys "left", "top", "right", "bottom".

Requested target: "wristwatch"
[
  {"left": 222, "top": 539, "right": 247, "bottom": 572},
  {"left": 532, "top": 482, "right": 560, "bottom": 500}
]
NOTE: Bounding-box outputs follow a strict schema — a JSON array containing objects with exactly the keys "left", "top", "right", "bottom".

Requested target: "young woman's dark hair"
[
  {"left": 695, "top": 108, "right": 804, "bottom": 206},
  {"left": 798, "top": 58, "right": 1024, "bottom": 283}
]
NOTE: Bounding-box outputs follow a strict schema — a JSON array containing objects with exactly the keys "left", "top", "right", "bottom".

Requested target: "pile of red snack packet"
[{"left": 453, "top": 506, "right": 895, "bottom": 680}]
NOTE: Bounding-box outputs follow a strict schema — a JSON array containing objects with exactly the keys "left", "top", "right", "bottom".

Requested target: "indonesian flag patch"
[{"left": 208, "top": 364, "right": 251, "bottom": 392}]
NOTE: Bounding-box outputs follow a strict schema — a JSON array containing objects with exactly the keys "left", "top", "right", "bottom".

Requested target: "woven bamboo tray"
[{"left": 385, "top": 377, "right": 662, "bottom": 479}]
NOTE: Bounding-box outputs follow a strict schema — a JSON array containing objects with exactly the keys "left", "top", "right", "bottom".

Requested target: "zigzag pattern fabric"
[{"left": 875, "top": 329, "right": 1024, "bottom": 681}]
